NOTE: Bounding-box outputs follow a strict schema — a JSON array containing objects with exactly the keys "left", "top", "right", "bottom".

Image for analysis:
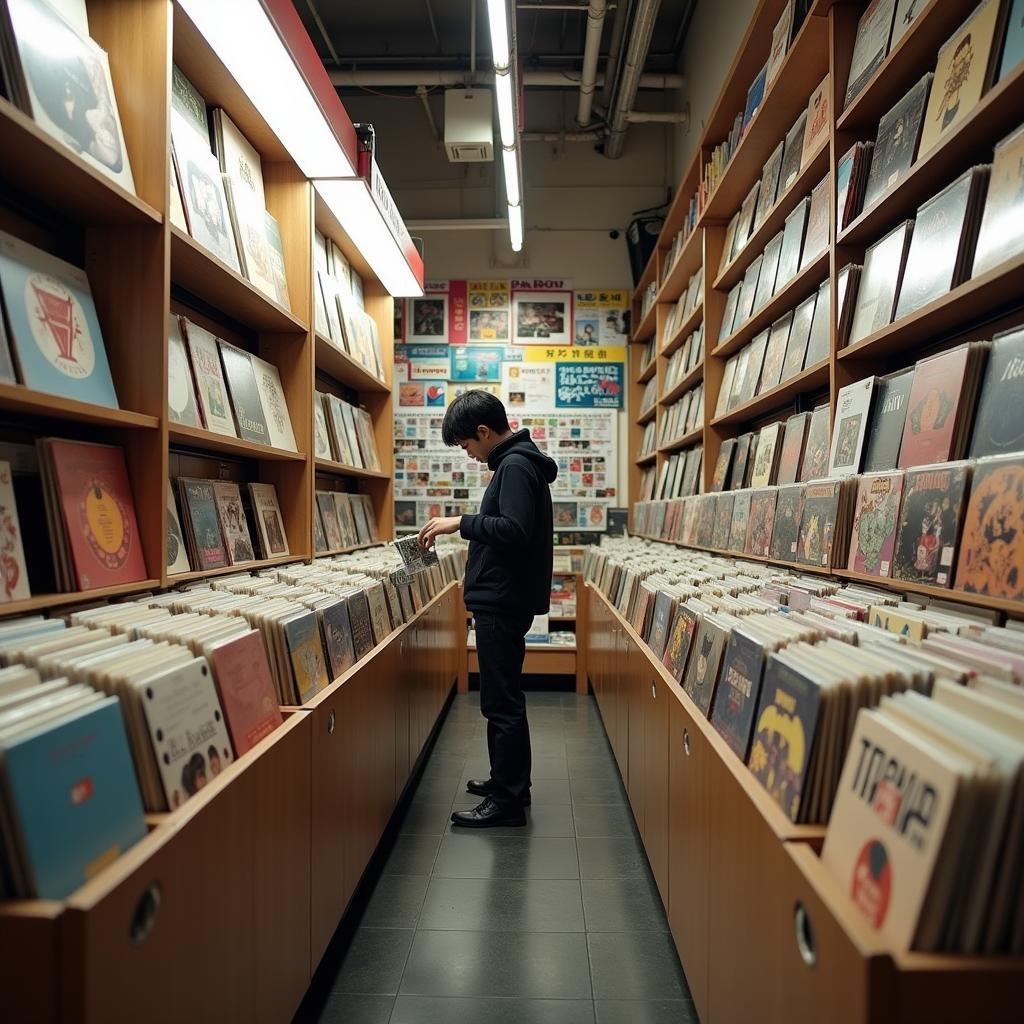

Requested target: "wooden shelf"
[
  {"left": 714, "top": 140, "right": 829, "bottom": 293},
  {"left": 838, "top": 62, "right": 1024, "bottom": 249},
  {"left": 171, "top": 226, "right": 307, "bottom": 334},
  {"left": 632, "top": 303, "right": 658, "bottom": 342},
  {"left": 170, "top": 555, "right": 303, "bottom": 585},
  {"left": 836, "top": 0, "right": 979, "bottom": 132},
  {"left": 636, "top": 451, "right": 657, "bottom": 466},
  {"left": 0, "top": 579, "right": 161, "bottom": 618},
  {"left": 839, "top": 250, "right": 1024, "bottom": 363},
  {"left": 638, "top": 357, "right": 658, "bottom": 384},
  {"left": 318, "top": 542, "right": 382, "bottom": 558},
  {"left": 711, "top": 359, "right": 829, "bottom": 428},
  {"left": 636, "top": 404, "right": 658, "bottom": 426},
  {"left": 660, "top": 425, "right": 703, "bottom": 454},
  {"left": 656, "top": 228, "right": 703, "bottom": 305},
  {"left": 700, "top": 11, "right": 830, "bottom": 224},
  {"left": 0, "top": 383, "right": 159, "bottom": 430},
  {"left": 0, "top": 99, "right": 163, "bottom": 228},
  {"left": 315, "top": 458, "right": 390, "bottom": 481},
  {"left": 630, "top": 246, "right": 660, "bottom": 309},
  {"left": 661, "top": 302, "right": 704, "bottom": 357},
  {"left": 660, "top": 362, "right": 704, "bottom": 408},
  {"left": 315, "top": 333, "right": 389, "bottom": 392},
  {"left": 713, "top": 249, "right": 829, "bottom": 359},
  {"left": 169, "top": 424, "right": 306, "bottom": 462}
]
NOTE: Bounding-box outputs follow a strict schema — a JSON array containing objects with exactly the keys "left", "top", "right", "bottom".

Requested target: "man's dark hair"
[{"left": 442, "top": 390, "right": 511, "bottom": 445}]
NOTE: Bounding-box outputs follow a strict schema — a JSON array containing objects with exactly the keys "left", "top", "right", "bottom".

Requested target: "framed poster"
[
  {"left": 407, "top": 294, "right": 448, "bottom": 340},
  {"left": 450, "top": 345, "right": 503, "bottom": 382},
  {"left": 503, "top": 363, "right": 555, "bottom": 411},
  {"left": 513, "top": 291, "right": 572, "bottom": 344},
  {"left": 575, "top": 290, "right": 629, "bottom": 345}
]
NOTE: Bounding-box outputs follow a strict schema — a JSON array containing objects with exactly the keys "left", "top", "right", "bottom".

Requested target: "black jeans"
[{"left": 474, "top": 610, "right": 533, "bottom": 806}]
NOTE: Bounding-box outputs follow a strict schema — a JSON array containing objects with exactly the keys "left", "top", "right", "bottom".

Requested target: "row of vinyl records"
[
  {"left": 638, "top": 445, "right": 704, "bottom": 503},
  {"left": 634, "top": 449, "right": 1023, "bottom": 601},
  {"left": 0, "top": 543, "right": 467, "bottom": 901},
  {"left": 658, "top": 383, "right": 704, "bottom": 451},
  {"left": 662, "top": 323, "right": 704, "bottom": 393},
  {"left": 662, "top": 267, "right": 703, "bottom": 340},
  {"left": 661, "top": 227, "right": 702, "bottom": 297},
  {"left": 718, "top": 166, "right": 830, "bottom": 347},
  {"left": 702, "top": 4, "right": 822, "bottom": 213},
  {"left": 840, "top": 132, "right": 1024, "bottom": 350},
  {"left": 584, "top": 538, "right": 1024, "bottom": 955},
  {"left": 312, "top": 390, "right": 383, "bottom": 472}
]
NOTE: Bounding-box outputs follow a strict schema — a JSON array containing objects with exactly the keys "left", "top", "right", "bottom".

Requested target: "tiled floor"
[{"left": 295, "top": 691, "right": 696, "bottom": 1024}]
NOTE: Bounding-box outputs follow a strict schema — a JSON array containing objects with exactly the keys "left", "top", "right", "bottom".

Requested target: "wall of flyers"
[{"left": 394, "top": 281, "right": 628, "bottom": 534}]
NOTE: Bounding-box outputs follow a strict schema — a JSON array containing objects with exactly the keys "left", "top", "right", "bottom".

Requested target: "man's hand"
[{"left": 418, "top": 515, "right": 462, "bottom": 550}]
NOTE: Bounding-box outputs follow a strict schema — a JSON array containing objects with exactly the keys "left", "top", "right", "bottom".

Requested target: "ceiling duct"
[{"left": 604, "top": 0, "right": 661, "bottom": 158}]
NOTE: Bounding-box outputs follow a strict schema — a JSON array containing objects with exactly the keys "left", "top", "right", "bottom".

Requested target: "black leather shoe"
[
  {"left": 466, "top": 778, "right": 531, "bottom": 805},
  {"left": 451, "top": 796, "right": 527, "bottom": 828}
]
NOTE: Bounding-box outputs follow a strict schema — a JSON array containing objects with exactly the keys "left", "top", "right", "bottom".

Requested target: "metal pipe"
[
  {"left": 605, "top": 0, "right": 661, "bottom": 158},
  {"left": 625, "top": 108, "right": 689, "bottom": 124},
  {"left": 518, "top": 3, "right": 615, "bottom": 9},
  {"left": 423, "top": 0, "right": 443, "bottom": 52},
  {"left": 576, "top": 0, "right": 608, "bottom": 127},
  {"left": 599, "top": 0, "right": 630, "bottom": 106},
  {"left": 522, "top": 129, "right": 603, "bottom": 142},
  {"left": 470, "top": 0, "right": 477, "bottom": 75},
  {"left": 329, "top": 69, "right": 683, "bottom": 88},
  {"left": 304, "top": 0, "right": 339, "bottom": 65},
  {"left": 406, "top": 218, "right": 507, "bottom": 230},
  {"left": 416, "top": 86, "right": 441, "bottom": 141}
]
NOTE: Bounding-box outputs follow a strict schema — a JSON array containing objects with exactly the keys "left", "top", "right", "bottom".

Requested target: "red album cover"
[
  {"left": 48, "top": 440, "right": 148, "bottom": 589},
  {"left": 898, "top": 347, "right": 969, "bottom": 469}
]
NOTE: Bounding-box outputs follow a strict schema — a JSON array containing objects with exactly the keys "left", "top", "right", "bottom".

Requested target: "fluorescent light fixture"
[
  {"left": 486, "top": 0, "right": 511, "bottom": 69},
  {"left": 494, "top": 71, "right": 517, "bottom": 148},
  {"left": 508, "top": 203, "right": 523, "bottom": 251},
  {"left": 178, "top": 0, "right": 355, "bottom": 178},
  {"left": 501, "top": 147, "right": 521, "bottom": 206},
  {"left": 316, "top": 180, "right": 424, "bottom": 297}
]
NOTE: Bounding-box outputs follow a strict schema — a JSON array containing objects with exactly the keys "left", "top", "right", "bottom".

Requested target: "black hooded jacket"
[{"left": 460, "top": 429, "right": 558, "bottom": 617}]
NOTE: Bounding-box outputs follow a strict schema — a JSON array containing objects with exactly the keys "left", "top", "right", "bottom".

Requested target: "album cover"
[
  {"left": 313, "top": 399, "right": 332, "bottom": 461},
  {"left": 219, "top": 342, "right": 269, "bottom": 445},
  {"left": 741, "top": 62, "right": 769, "bottom": 137},
  {"left": 777, "top": 412, "right": 809, "bottom": 486},
  {"left": 753, "top": 231, "right": 784, "bottom": 313},
  {"left": 863, "top": 74, "right": 931, "bottom": 209},
  {"left": 745, "top": 488, "right": 778, "bottom": 556},
  {"left": 894, "top": 168, "right": 986, "bottom": 319},
  {"left": 710, "top": 439, "right": 736, "bottom": 492},
  {"left": 800, "top": 174, "right": 831, "bottom": 272},
  {"left": 662, "top": 603, "right": 701, "bottom": 682},
  {"left": 955, "top": 454, "right": 1024, "bottom": 600},
  {"left": 803, "top": 280, "right": 831, "bottom": 367},
  {"left": 767, "top": 1, "right": 796, "bottom": 85},
  {"left": 801, "top": 75, "right": 831, "bottom": 166},
  {"left": 891, "top": 0, "right": 925, "bottom": 49},
  {"left": 284, "top": 611, "right": 329, "bottom": 704},
  {"left": 997, "top": 0, "right": 1024, "bottom": 81},
  {"left": 263, "top": 212, "right": 292, "bottom": 310},
  {"left": 969, "top": 326, "right": 1024, "bottom": 457},
  {"left": 759, "top": 313, "right": 792, "bottom": 395},
  {"left": 221, "top": 175, "right": 277, "bottom": 303},
  {"left": 182, "top": 319, "right": 236, "bottom": 437},
  {"left": 248, "top": 482, "right": 289, "bottom": 558},
  {"left": 734, "top": 181, "right": 762, "bottom": 259},
  {"left": 718, "top": 283, "right": 742, "bottom": 344},
  {"left": 735, "top": 254, "right": 764, "bottom": 328},
  {"left": 754, "top": 141, "right": 786, "bottom": 232},
  {"left": 848, "top": 471, "right": 904, "bottom": 577},
  {"left": 711, "top": 628, "right": 768, "bottom": 760},
  {"left": 729, "top": 490, "right": 753, "bottom": 551},
  {"left": 178, "top": 476, "right": 228, "bottom": 571},
  {"left": 973, "top": 124, "right": 1024, "bottom": 277},
  {"left": 771, "top": 484, "right": 806, "bottom": 562},
  {"left": 800, "top": 403, "right": 831, "bottom": 481},
  {"left": 712, "top": 492, "right": 735, "bottom": 549},
  {"left": 892, "top": 461, "right": 971, "bottom": 586},
  {"left": 779, "top": 110, "right": 809, "bottom": 194},
  {"left": 167, "top": 315, "right": 201, "bottom": 428},
  {"left": 165, "top": 485, "right": 191, "bottom": 576},
  {"left": 863, "top": 368, "right": 915, "bottom": 472},
  {"left": 728, "top": 432, "right": 754, "bottom": 490},
  {"left": 251, "top": 354, "right": 297, "bottom": 452},
  {"left": 782, "top": 292, "right": 817, "bottom": 380},
  {"left": 738, "top": 330, "right": 770, "bottom": 406},
  {"left": 848, "top": 221, "right": 913, "bottom": 345},
  {"left": 0, "top": 231, "right": 118, "bottom": 408},
  {"left": 919, "top": 0, "right": 1001, "bottom": 155},
  {"left": 898, "top": 346, "right": 971, "bottom": 468},
  {"left": 750, "top": 422, "right": 783, "bottom": 489},
  {"left": 775, "top": 198, "right": 808, "bottom": 292},
  {"left": 796, "top": 479, "right": 843, "bottom": 568},
  {"left": 212, "top": 480, "right": 255, "bottom": 564},
  {"left": 829, "top": 377, "right": 875, "bottom": 477},
  {"left": 844, "top": 0, "right": 897, "bottom": 109},
  {"left": 682, "top": 614, "right": 730, "bottom": 717}
]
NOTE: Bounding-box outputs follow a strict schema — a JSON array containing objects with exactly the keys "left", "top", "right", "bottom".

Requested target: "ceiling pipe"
[
  {"left": 522, "top": 129, "right": 603, "bottom": 142},
  {"left": 625, "top": 108, "right": 688, "bottom": 124},
  {"left": 605, "top": 0, "right": 660, "bottom": 158},
  {"left": 470, "top": 0, "right": 477, "bottom": 75},
  {"left": 416, "top": 85, "right": 441, "bottom": 140},
  {"left": 423, "top": 0, "right": 443, "bottom": 52},
  {"left": 304, "top": 0, "right": 340, "bottom": 64},
  {"left": 599, "top": 0, "right": 630, "bottom": 108},
  {"left": 576, "top": 0, "right": 608, "bottom": 127},
  {"left": 518, "top": 3, "right": 615, "bottom": 9},
  {"left": 329, "top": 68, "right": 683, "bottom": 88},
  {"left": 406, "top": 218, "right": 507, "bottom": 230}
]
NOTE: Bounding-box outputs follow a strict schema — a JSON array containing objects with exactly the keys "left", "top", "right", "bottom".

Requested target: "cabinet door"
[
  {"left": 614, "top": 628, "right": 630, "bottom": 776},
  {"left": 644, "top": 676, "right": 670, "bottom": 906},
  {"left": 394, "top": 631, "right": 411, "bottom": 792},
  {"left": 626, "top": 643, "right": 646, "bottom": 824},
  {"left": 668, "top": 697, "right": 710, "bottom": 1021}
]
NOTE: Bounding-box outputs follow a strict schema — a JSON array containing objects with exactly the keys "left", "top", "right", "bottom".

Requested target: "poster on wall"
[
  {"left": 447, "top": 382, "right": 502, "bottom": 404},
  {"left": 574, "top": 290, "right": 629, "bottom": 346},
  {"left": 407, "top": 294, "right": 448, "bottom": 340},
  {"left": 468, "top": 280, "right": 511, "bottom": 341},
  {"left": 555, "top": 362, "right": 624, "bottom": 408},
  {"left": 397, "top": 344, "right": 449, "bottom": 379},
  {"left": 525, "top": 345, "right": 627, "bottom": 364},
  {"left": 553, "top": 500, "right": 608, "bottom": 531},
  {"left": 502, "top": 363, "right": 555, "bottom": 411},
  {"left": 450, "top": 345, "right": 503, "bottom": 382},
  {"left": 399, "top": 381, "right": 447, "bottom": 407},
  {"left": 513, "top": 291, "right": 573, "bottom": 344}
]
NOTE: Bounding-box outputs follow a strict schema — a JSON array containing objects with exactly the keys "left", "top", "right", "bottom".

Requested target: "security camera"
[{"left": 608, "top": 229, "right": 621, "bottom": 240}]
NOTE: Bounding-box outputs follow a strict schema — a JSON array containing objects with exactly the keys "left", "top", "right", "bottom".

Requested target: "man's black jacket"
[{"left": 460, "top": 429, "right": 557, "bottom": 617}]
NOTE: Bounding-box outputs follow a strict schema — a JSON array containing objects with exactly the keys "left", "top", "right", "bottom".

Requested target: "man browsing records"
[{"left": 418, "top": 390, "right": 557, "bottom": 828}]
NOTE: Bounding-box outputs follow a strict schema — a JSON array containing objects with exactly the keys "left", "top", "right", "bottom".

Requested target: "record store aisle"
[{"left": 296, "top": 692, "right": 695, "bottom": 1024}]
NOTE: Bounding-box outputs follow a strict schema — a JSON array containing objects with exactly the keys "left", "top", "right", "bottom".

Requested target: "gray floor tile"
[
  {"left": 466, "top": 755, "right": 568, "bottom": 781},
  {"left": 581, "top": 877, "right": 670, "bottom": 932},
  {"left": 459, "top": 776, "right": 572, "bottom": 805},
  {"left": 577, "top": 836, "right": 650, "bottom": 879},
  {"left": 572, "top": 802, "right": 638, "bottom": 838},
  {"left": 595, "top": 1000, "right": 698, "bottom": 1024},
  {"left": 391, "top": 996, "right": 595, "bottom": 1024},
  {"left": 359, "top": 874, "right": 429, "bottom": 929},
  {"left": 327, "top": 928, "right": 414, "bottom": 995},
  {"left": 418, "top": 877, "right": 585, "bottom": 932},
  {"left": 570, "top": 776, "right": 628, "bottom": 805},
  {"left": 588, "top": 932, "right": 689, "bottom": 1001},
  {"left": 400, "top": 930, "right": 592, "bottom": 999},
  {"left": 450, "top": 798, "right": 576, "bottom": 838},
  {"left": 434, "top": 835, "right": 580, "bottom": 879},
  {"left": 381, "top": 833, "right": 442, "bottom": 876},
  {"left": 309, "top": 993, "right": 395, "bottom": 1024},
  {"left": 568, "top": 755, "right": 621, "bottom": 780},
  {"left": 398, "top": 801, "right": 463, "bottom": 836},
  {"left": 412, "top": 775, "right": 464, "bottom": 803},
  {"left": 420, "top": 755, "right": 470, "bottom": 779}
]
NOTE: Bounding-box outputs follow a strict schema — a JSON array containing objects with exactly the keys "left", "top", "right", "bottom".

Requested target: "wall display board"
[{"left": 574, "top": 289, "right": 630, "bottom": 345}]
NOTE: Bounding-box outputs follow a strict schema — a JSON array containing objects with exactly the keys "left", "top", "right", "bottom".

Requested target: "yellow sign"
[{"left": 523, "top": 345, "right": 627, "bottom": 364}]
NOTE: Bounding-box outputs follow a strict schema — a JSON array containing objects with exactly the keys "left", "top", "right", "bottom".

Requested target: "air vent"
[
  {"left": 446, "top": 142, "right": 492, "bottom": 162},
  {"left": 444, "top": 89, "right": 494, "bottom": 163}
]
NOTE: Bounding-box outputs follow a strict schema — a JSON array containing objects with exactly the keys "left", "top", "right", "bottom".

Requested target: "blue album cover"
[
  {"left": 1000, "top": 0, "right": 1024, "bottom": 81},
  {"left": 0, "top": 232, "right": 118, "bottom": 408},
  {"left": 3, "top": 697, "right": 146, "bottom": 899},
  {"left": 741, "top": 63, "right": 769, "bottom": 136}
]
